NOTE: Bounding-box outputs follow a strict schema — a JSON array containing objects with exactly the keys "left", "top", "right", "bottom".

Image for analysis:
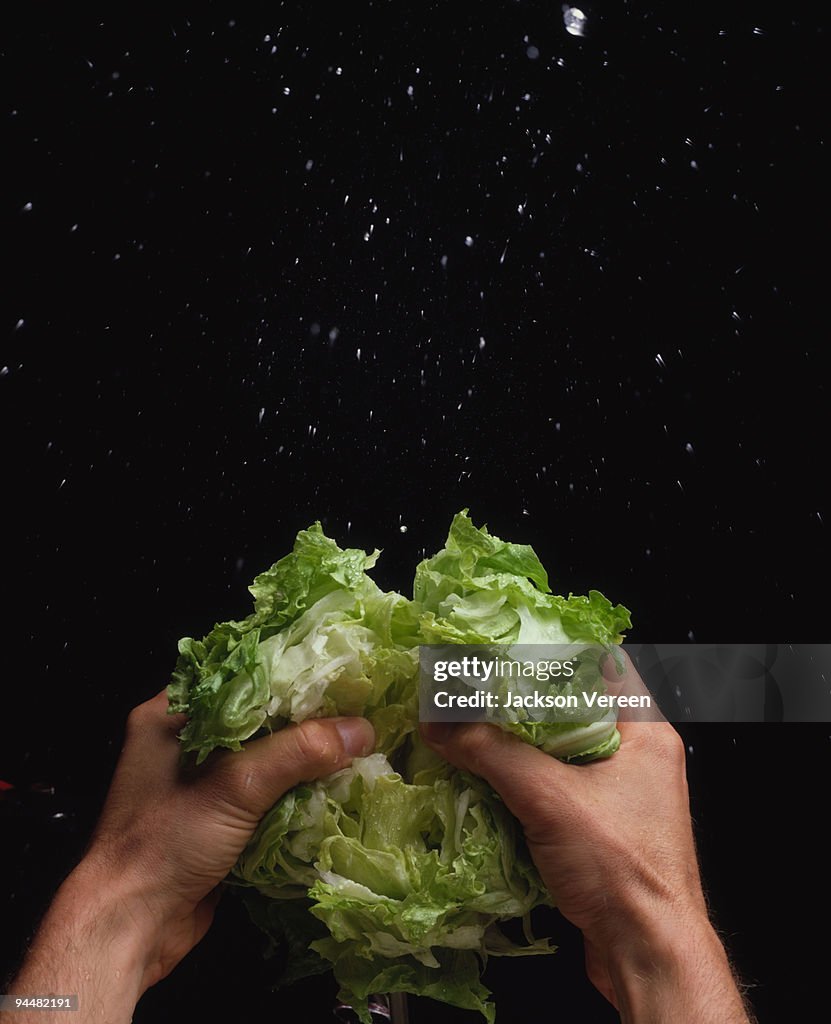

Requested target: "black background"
[{"left": 2, "top": 4, "right": 826, "bottom": 1021}]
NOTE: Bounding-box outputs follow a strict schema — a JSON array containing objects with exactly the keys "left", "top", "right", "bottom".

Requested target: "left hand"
[
  {"left": 3, "top": 689, "right": 374, "bottom": 1023},
  {"left": 88, "top": 689, "right": 375, "bottom": 988}
]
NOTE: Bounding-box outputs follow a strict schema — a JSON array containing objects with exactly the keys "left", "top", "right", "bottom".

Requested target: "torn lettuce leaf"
[
  {"left": 233, "top": 753, "right": 553, "bottom": 1024},
  {"left": 413, "top": 510, "right": 631, "bottom": 761},
  {"left": 168, "top": 523, "right": 419, "bottom": 763},
  {"left": 414, "top": 510, "right": 631, "bottom": 648},
  {"left": 168, "top": 512, "right": 631, "bottom": 1020}
]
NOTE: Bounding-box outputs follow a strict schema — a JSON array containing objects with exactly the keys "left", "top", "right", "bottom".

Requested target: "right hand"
[{"left": 420, "top": 656, "right": 751, "bottom": 1021}]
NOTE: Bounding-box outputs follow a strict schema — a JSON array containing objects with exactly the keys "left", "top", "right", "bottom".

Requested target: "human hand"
[
  {"left": 3, "top": 691, "right": 374, "bottom": 1024},
  {"left": 420, "top": 655, "right": 753, "bottom": 1024}
]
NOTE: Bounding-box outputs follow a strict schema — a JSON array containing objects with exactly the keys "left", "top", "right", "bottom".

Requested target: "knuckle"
[
  {"left": 454, "top": 724, "right": 498, "bottom": 771},
  {"left": 654, "top": 724, "right": 686, "bottom": 764},
  {"left": 125, "top": 702, "right": 150, "bottom": 732},
  {"left": 126, "top": 693, "right": 165, "bottom": 732},
  {"left": 665, "top": 725, "right": 686, "bottom": 758},
  {"left": 291, "top": 720, "right": 336, "bottom": 769},
  {"left": 211, "top": 755, "right": 261, "bottom": 811},
  {"left": 522, "top": 789, "right": 560, "bottom": 833}
]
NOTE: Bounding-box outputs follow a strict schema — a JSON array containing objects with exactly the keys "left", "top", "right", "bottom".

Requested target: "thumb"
[
  {"left": 214, "top": 716, "right": 375, "bottom": 818},
  {"left": 419, "top": 720, "right": 570, "bottom": 827}
]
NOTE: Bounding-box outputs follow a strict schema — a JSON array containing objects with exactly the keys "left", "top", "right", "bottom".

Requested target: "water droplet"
[{"left": 563, "top": 6, "right": 587, "bottom": 37}]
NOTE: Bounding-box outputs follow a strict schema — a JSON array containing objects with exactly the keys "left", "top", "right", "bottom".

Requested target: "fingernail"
[
  {"left": 335, "top": 718, "right": 375, "bottom": 757},
  {"left": 421, "top": 721, "right": 455, "bottom": 745}
]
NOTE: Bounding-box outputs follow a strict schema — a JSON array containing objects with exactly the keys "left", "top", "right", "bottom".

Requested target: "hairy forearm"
[
  {"left": 2, "top": 698, "right": 375, "bottom": 1022},
  {"left": 607, "top": 912, "right": 754, "bottom": 1024},
  {"left": 1, "top": 864, "right": 152, "bottom": 1024}
]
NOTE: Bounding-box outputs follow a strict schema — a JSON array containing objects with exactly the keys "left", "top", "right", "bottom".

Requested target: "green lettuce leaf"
[
  {"left": 233, "top": 754, "right": 552, "bottom": 1021},
  {"left": 168, "top": 523, "right": 418, "bottom": 762},
  {"left": 414, "top": 510, "right": 630, "bottom": 647},
  {"left": 414, "top": 510, "right": 631, "bottom": 761},
  {"left": 168, "top": 512, "right": 631, "bottom": 1020}
]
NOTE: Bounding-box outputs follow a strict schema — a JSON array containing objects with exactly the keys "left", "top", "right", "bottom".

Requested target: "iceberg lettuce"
[
  {"left": 414, "top": 511, "right": 631, "bottom": 762},
  {"left": 168, "top": 511, "right": 631, "bottom": 1020},
  {"left": 232, "top": 751, "right": 552, "bottom": 1022},
  {"left": 168, "top": 523, "right": 420, "bottom": 763}
]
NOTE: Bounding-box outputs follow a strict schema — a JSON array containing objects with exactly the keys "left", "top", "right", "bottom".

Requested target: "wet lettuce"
[
  {"left": 232, "top": 752, "right": 551, "bottom": 1022},
  {"left": 168, "top": 511, "right": 630, "bottom": 1021},
  {"left": 414, "top": 512, "right": 631, "bottom": 762},
  {"left": 168, "top": 523, "right": 420, "bottom": 763}
]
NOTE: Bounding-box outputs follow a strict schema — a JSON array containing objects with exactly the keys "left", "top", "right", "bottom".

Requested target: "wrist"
[
  {"left": 63, "top": 855, "right": 168, "bottom": 990},
  {"left": 55, "top": 862, "right": 156, "bottom": 982},
  {"left": 69, "top": 845, "right": 222, "bottom": 993},
  {"left": 601, "top": 907, "right": 750, "bottom": 1023},
  {"left": 3, "top": 862, "right": 157, "bottom": 1024}
]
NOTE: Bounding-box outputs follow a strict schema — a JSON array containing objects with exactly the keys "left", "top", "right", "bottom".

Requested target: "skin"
[
  {"left": 1, "top": 691, "right": 375, "bottom": 1024},
  {"left": 420, "top": 655, "right": 755, "bottom": 1023},
  {"left": 3, "top": 663, "right": 754, "bottom": 1023}
]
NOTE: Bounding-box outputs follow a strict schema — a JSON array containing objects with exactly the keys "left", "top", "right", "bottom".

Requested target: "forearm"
[
  {"left": 1, "top": 864, "right": 152, "bottom": 1024},
  {"left": 605, "top": 912, "right": 754, "bottom": 1024}
]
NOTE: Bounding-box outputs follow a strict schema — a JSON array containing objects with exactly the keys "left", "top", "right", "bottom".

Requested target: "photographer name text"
[{"left": 432, "top": 690, "right": 651, "bottom": 710}]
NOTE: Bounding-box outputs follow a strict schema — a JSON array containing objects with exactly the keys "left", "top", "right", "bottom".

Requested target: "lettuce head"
[{"left": 168, "top": 511, "right": 631, "bottom": 1021}]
